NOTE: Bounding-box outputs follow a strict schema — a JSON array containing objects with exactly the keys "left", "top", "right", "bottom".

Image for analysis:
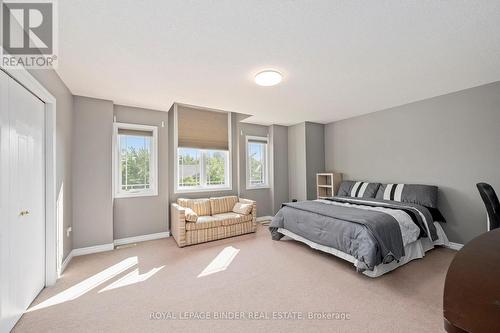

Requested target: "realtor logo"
[{"left": 1, "top": 0, "right": 58, "bottom": 68}]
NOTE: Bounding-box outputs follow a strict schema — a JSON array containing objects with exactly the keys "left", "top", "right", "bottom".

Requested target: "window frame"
[
  {"left": 245, "top": 135, "right": 270, "bottom": 190},
  {"left": 173, "top": 104, "right": 232, "bottom": 194},
  {"left": 113, "top": 122, "right": 159, "bottom": 198}
]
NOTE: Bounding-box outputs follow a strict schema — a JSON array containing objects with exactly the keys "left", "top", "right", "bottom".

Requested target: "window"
[
  {"left": 206, "top": 150, "right": 227, "bottom": 186},
  {"left": 113, "top": 123, "right": 158, "bottom": 198},
  {"left": 174, "top": 105, "right": 232, "bottom": 193},
  {"left": 246, "top": 136, "right": 269, "bottom": 189},
  {"left": 177, "top": 148, "right": 230, "bottom": 191},
  {"left": 178, "top": 148, "right": 201, "bottom": 187}
]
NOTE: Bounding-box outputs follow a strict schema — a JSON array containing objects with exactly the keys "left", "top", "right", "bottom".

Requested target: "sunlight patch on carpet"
[
  {"left": 99, "top": 266, "right": 164, "bottom": 292},
  {"left": 198, "top": 246, "right": 240, "bottom": 278},
  {"left": 27, "top": 257, "right": 138, "bottom": 312}
]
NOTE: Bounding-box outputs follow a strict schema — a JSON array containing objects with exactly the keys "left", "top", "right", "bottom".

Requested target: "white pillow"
[
  {"left": 184, "top": 207, "right": 198, "bottom": 222},
  {"left": 232, "top": 202, "right": 253, "bottom": 215}
]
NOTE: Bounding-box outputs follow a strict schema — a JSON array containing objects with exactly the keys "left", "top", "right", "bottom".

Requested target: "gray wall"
[
  {"left": 72, "top": 96, "right": 114, "bottom": 248},
  {"left": 270, "top": 125, "right": 289, "bottom": 214},
  {"left": 238, "top": 123, "right": 273, "bottom": 217},
  {"left": 288, "top": 123, "right": 307, "bottom": 201},
  {"left": 325, "top": 81, "right": 500, "bottom": 244},
  {"left": 305, "top": 122, "right": 325, "bottom": 200},
  {"left": 288, "top": 122, "right": 326, "bottom": 202},
  {"left": 28, "top": 69, "right": 74, "bottom": 260},
  {"left": 113, "top": 105, "right": 169, "bottom": 239}
]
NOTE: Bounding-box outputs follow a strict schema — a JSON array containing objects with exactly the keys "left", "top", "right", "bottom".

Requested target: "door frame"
[{"left": 0, "top": 66, "right": 58, "bottom": 287}]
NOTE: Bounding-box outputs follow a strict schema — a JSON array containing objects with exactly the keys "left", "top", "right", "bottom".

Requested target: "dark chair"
[{"left": 476, "top": 183, "right": 500, "bottom": 230}]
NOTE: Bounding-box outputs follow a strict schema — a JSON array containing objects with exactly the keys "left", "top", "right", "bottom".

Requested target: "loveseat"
[{"left": 170, "top": 196, "right": 257, "bottom": 247}]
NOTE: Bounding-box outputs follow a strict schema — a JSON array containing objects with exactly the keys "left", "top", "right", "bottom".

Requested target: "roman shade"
[
  {"left": 118, "top": 128, "right": 153, "bottom": 137},
  {"left": 177, "top": 107, "right": 229, "bottom": 150}
]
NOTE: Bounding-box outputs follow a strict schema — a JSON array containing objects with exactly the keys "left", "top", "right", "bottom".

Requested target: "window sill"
[
  {"left": 114, "top": 191, "right": 158, "bottom": 199},
  {"left": 246, "top": 185, "right": 271, "bottom": 190},
  {"left": 174, "top": 186, "right": 233, "bottom": 194}
]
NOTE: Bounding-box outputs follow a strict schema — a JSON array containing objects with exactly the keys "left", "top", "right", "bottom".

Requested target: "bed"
[{"left": 269, "top": 181, "right": 449, "bottom": 277}]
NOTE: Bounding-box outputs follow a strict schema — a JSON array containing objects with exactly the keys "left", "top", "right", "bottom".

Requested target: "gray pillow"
[
  {"left": 337, "top": 181, "right": 381, "bottom": 198},
  {"left": 375, "top": 183, "right": 438, "bottom": 208}
]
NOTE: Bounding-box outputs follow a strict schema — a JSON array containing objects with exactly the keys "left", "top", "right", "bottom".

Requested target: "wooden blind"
[{"left": 177, "top": 107, "right": 229, "bottom": 150}]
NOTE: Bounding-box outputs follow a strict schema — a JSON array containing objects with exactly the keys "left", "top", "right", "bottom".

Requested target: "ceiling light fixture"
[{"left": 255, "top": 70, "right": 282, "bottom": 86}]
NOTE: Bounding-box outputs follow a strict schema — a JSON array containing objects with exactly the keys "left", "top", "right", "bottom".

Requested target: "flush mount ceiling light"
[{"left": 255, "top": 70, "right": 282, "bottom": 86}]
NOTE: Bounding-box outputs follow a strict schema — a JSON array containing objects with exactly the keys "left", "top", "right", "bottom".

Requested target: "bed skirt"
[{"left": 277, "top": 222, "right": 449, "bottom": 278}]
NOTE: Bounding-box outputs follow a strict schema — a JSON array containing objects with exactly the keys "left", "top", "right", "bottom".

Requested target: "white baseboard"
[
  {"left": 444, "top": 242, "right": 463, "bottom": 251},
  {"left": 60, "top": 251, "right": 74, "bottom": 274},
  {"left": 114, "top": 231, "right": 170, "bottom": 246},
  {"left": 59, "top": 232, "right": 170, "bottom": 275},
  {"left": 58, "top": 233, "right": 169, "bottom": 275},
  {"left": 60, "top": 244, "right": 113, "bottom": 274},
  {"left": 256, "top": 216, "right": 274, "bottom": 223},
  {"left": 72, "top": 243, "right": 115, "bottom": 257}
]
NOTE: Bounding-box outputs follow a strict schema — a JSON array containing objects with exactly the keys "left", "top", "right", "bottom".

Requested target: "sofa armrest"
[
  {"left": 171, "top": 203, "right": 187, "bottom": 247},
  {"left": 239, "top": 198, "right": 257, "bottom": 223}
]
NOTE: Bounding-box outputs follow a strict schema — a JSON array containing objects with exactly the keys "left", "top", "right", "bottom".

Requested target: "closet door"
[
  {"left": 0, "top": 70, "right": 46, "bottom": 331},
  {"left": 0, "top": 69, "right": 12, "bottom": 331}
]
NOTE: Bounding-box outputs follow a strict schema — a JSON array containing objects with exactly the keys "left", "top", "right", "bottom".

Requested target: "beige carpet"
[{"left": 14, "top": 225, "right": 455, "bottom": 333}]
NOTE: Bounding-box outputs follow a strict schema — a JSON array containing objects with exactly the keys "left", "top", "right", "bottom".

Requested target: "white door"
[{"left": 0, "top": 70, "right": 46, "bottom": 332}]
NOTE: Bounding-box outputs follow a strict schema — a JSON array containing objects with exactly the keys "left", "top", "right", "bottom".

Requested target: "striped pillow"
[
  {"left": 337, "top": 181, "right": 380, "bottom": 198},
  {"left": 184, "top": 207, "right": 199, "bottom": 222},
  {"left": 379, "top": 183, "right": 406, "bottom": 202},
  {"left": 375, "top": 183, "right": 438, "bottom": 208},
  {"left": 232, "top": 202, "right": 253, "bottom": 215}
]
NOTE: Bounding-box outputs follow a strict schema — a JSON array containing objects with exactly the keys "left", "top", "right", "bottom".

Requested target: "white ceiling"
[{"left": 57, "top": 1, "right": 500, "bottom": 125}]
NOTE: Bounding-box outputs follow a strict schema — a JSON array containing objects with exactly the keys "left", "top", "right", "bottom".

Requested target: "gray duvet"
[{"left": 270, "top": 197, "right": 437, "bottom": 271}]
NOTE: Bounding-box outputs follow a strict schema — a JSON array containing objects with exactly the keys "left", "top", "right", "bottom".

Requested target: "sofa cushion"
[
  {"left": 210, "top": 196, "right": 238, "bottom": 215},
  {"left": 184, "top": 220, "right": 256, "bottom": 245},
  {"left": 185, "top": 216, "right": 222, "bottom": 231},
  {"left": 177, "top": 198, "right": 211, "bottom": 216},
  {"left": 186, "top": 212, "right": 253, "bottom": 231},
  {"left": 212, "top": 212, "right": 253, "bottom": 226},
  {"left": 232, "top": 202, "right": 253, "bottom": 215},
  {"left": 184, "top": 207, "right": 198, "bottom": 222}
]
